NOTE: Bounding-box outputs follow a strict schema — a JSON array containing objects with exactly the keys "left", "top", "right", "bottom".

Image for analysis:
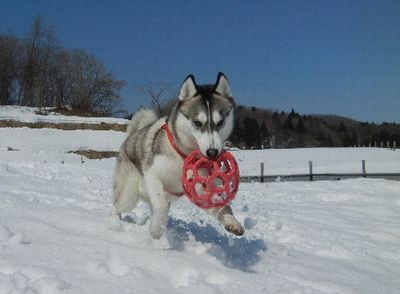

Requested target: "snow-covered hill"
[
  {"left": 0, "top": 106, "right": 127, "bottom": 125},
  {"left": 1, "top": 107, "right": 400, "bottom": 293}
]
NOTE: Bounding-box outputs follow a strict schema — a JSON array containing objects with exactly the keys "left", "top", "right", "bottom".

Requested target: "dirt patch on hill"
[
  {"left": 51, "top": 107, "right": 110, "bottom": 117},
  {"left": 69, "top": 150, "right": 119, "bottom": 159},
  {"left": 0, "top": 120, "right": 127, "bottom": 132}
]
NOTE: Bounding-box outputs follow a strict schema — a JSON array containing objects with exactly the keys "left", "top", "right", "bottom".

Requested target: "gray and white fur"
[{"left": 112, "top": 73, "right": 245, "bottom": 239}]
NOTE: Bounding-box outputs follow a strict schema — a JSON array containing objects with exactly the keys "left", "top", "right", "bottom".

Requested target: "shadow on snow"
[{"left": 167, "top": 217, "right": 267, "bottom": 273}]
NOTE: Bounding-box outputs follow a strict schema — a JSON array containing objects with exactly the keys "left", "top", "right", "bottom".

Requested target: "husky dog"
[{"left": 112, "top": 73, "right": 245, "bottom": 239}]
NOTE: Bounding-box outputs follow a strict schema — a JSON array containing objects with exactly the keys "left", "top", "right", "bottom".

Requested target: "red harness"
[
  {"left": 161, "top": 123, "right": 187, "bottom": 158},
  {"left": 161, "top": 123, "right": 185, "bottom": 197}
]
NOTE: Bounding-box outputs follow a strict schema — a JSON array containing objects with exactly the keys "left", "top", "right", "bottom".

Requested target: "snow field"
[
  {"left": 234, "top": 148, "right": 400, "bottom": 175},
  {"left": 0, "top": 106, "right": 127, "bottom": 125},
  {"left": 1, "top": 150, "right": 400, "bottom": 293},
  {"left": 0, "top": 127, "right": 125, "bottom": 153}
]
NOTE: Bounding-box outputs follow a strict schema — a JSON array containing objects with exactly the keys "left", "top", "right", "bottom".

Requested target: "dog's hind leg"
[
  {"left": 112, "top": 158, "right": 141, "bottom": 218},
  {"left": 209, "top": 205, "right": 245, "bottom": 236}
]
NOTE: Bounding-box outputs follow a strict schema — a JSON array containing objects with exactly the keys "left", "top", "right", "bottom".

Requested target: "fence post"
[
  {"left": 387, "top": 141, "right": 390, "bottom": 149},
  {"left": 381, "top": 141, "right": 384, "bottom": 148},
  {"left": 260, "top": 162, "right": 264, "bottom": 183},
  {"left": 362, "top": 160, "right": 366, "bottom": 178},
  {"left": 309, "top": 161, "right": 313, "bottom": 181}
]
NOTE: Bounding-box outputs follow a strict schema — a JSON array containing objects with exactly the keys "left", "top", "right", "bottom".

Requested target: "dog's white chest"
[{"left": 151, "top": 155, "right": 184, "bottom": 193}]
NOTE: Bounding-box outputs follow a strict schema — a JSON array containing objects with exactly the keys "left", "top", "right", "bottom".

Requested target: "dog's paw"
[
  {"left": 150, "top": 226, "right": 163, "bottom": 239},
  {"left": 225, "top": 224, "right": 245, "bottom": 236},
  {"left": 150, "top": 220, "right": 164, "bottom": 239},
  {"left": 150, "top": 230, "right": 162, "bottom": 240}
]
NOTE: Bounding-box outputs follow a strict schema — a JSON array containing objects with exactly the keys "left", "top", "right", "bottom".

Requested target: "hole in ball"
[
  {"left": 196, "top": 162, "right": 214, "bottom": 178},
  {"left": 185, "top": 168, "right": 195, "bottom": 181},
  {"left": 194, "top": 181, "right": 208, "bottom": 196},
  {"left": 211, "top": 192, "right": 228, "bottom": 204},
  {"left": 212, "top": 176, "right": 225, "bottom": 188}
]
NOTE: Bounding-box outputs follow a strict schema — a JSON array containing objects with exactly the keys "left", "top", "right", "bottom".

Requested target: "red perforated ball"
[{"left": 181, "top": 150, "right": 240, "bottom": 209}]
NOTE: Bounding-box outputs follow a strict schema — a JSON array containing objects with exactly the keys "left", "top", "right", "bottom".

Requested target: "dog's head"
[{"left": 173, "top": 73, "right": 235, "bottom": 158}]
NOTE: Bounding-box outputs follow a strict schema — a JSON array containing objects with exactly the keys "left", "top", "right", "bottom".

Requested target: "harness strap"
[
  {"left": 161, "top": 123, "right": 187, "bottom": 159},
  {"left": 161, "top": 122, "right": 186, "bottom": 197},
  {"left": 166, "top": 190, "right": 184, "bottom": 197}
]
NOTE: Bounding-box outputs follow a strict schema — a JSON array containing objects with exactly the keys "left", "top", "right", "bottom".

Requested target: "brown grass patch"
[
  {"left": 52, "top": 107, "right": 110, "bottom": 117},
  {"left": 69, "top": 150, "right": 118, "bottom": 159},
  {"left": 7, "top": 147, "right": 19, "bottom": 151}
]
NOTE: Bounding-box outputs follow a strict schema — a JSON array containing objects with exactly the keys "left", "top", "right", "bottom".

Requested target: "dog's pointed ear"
[
  {"left": 214, "top": 72, "right": 232, "bottom": 97},
  {"left": 179, "top": 74, "right": 197, "bottom": 101}
]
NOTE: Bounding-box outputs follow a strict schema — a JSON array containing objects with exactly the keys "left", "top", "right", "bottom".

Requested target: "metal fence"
[{"left": 240, "top": 160, "right": 400, "bottom": 182}]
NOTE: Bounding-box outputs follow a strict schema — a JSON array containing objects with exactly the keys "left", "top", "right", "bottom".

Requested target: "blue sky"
[{"left": 1, "top": 0, "right": 399, "bottom": 122}]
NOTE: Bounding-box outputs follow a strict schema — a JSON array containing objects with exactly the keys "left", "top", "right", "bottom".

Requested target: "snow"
[
  {"left": 1, "top": 127, "right": 399, "bottom": 176},
  {"left": 234, "top": 148, "right": 400, "bottom": 175},
  {"left": 0, "top": 128, "right": 125, "bottom": 153},
  {"left": 1, "top": 150, "right": 400, "bottom": 293},
  {"left": 1, "top": 108, "right": 400, "bottom": 293},
  {"left": 0, "top": 105, "right": 128, "bottom": 124}
]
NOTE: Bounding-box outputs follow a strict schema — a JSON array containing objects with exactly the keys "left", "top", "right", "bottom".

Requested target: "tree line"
[
  {"left": 0, "top": 16, "right": 124, "bottom": 115},
  {"left": 228, "top": 106, "right": 400, "bottom": 149}
]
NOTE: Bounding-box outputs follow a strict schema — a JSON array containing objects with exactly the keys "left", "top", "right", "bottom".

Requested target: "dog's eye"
[
  {"left": 193, "top": 120, "right": 202, "bottom": 128},
  {"left": 217, "top": 119, "right": 224, "bottom": 127}
]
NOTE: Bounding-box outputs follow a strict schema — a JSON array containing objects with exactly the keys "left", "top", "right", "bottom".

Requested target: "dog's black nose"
[{"left": 206, "top": 148, "right": 219, "bottom": 158}]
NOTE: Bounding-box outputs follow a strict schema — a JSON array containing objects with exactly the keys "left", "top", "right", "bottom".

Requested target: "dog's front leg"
[
  {"left": 209, "top": 205, "right": 245, "bottom": 236},
  {"left": 144, "top": 175, "right": 170, "bottom": 239}
]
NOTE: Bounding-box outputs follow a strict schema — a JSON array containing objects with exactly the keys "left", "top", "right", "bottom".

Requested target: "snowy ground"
[
  {"left": 235, "top": 147, "right": 400, "bottom": 176},
  {"left": 1, "top": 127, "right": 399, "bottom": 176},
  {"left": 1, "top": 107, "right": 400, "bottom": 293},
  {"left": 0, "top": 127, "right": 125, "bottom": 153},
  {"left": 0, "top": 105, "right": 127, "bottom": 124},
  {"left": 1, "top": 150, "right": 400, "bottom": 294}
]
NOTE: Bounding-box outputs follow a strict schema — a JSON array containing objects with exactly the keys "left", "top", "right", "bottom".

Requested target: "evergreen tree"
[
  {"left": 338, "top": 121, "right": 347, "bottom": 133},
  {"left": 282, "top": 115, "right": 294, "bottom": 130},
  {"left": 372, "top": 131, "right": 390, "bottom": 144},
  {"left": 327, "top": 135, "right": 333, "bottom": 147},
  {"left": 295, "top": 118, "right": 306, "bottom": 134},
  {"left": 341, "top": 132, "right": 352, "bottom": 146},
  {"left": 228, "top": 118, "right": 242, "bottom": 147},
  {"left": 317, "top": 132, "right": 325, "bottom": 142},
  {"left": 260, "top": 121, "right": 270, "bottom": 148},
  {"left": 272, "top": 111, "right": 281, "bottom": 128},
  {"left": 242, "top": 116, "right": 261, "bottom": 148},
  {"left": 350, "top": 132, "right": 358, "bottom": 146}
]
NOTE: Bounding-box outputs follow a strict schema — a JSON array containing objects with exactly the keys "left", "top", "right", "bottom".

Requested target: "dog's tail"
[{"left": 126, "top": 108, "right": 158, "bottom": 136}]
